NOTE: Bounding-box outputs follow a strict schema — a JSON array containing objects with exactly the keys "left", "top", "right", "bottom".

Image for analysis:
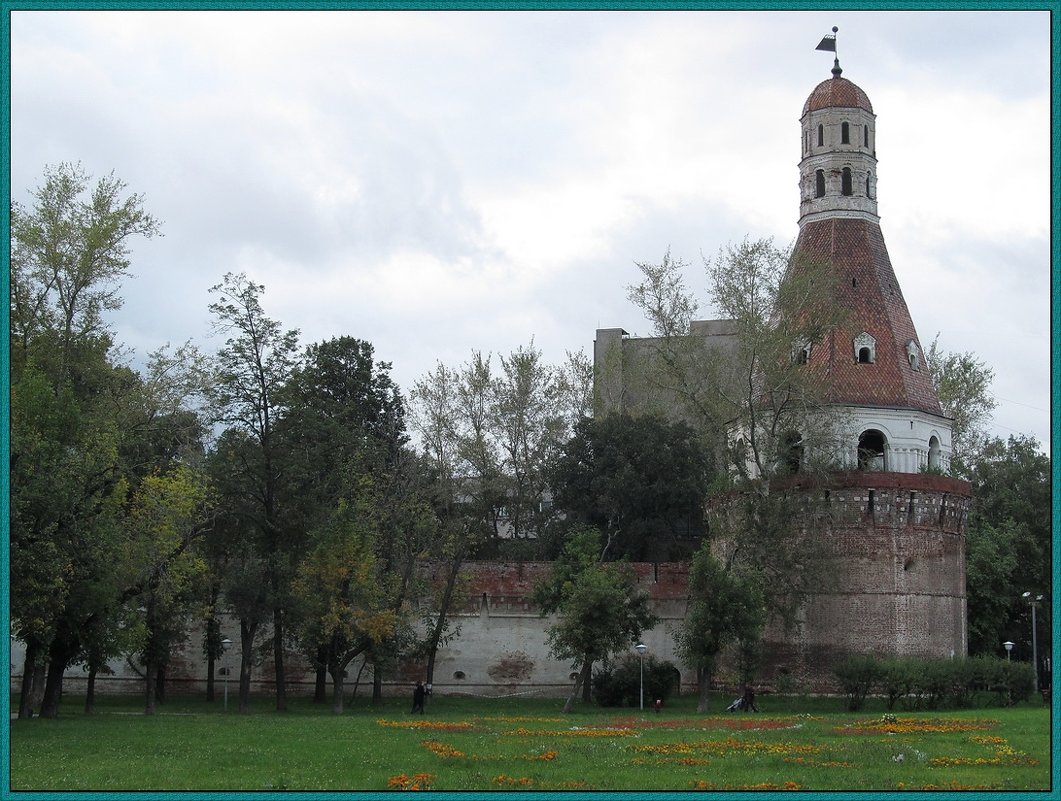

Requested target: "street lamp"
[
  {"left": 634, "top": 643, "right": 648, "bottom": 711},
  {"left": 221, "top": 638, "right": 232, "bottom": 712},
  {"left": 1003, "top": 641, "right": 1014, "bottom": 661},
  {"left": 1022, "top": 592, "right": 1043, "bottom": 694}
]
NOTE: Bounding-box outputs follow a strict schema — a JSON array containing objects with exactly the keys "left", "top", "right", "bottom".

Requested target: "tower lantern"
[{"left": 788, "top": 58, "right": 953, "bottom": 474}]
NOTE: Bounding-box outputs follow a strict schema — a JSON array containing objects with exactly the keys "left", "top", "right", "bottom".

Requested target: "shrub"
[
  {"left": 878, "top": 657, "right": 918, "bottom": 710},
  {"left": 833, "top": 654, "right": 884, "bottom": 711},
  {"left": 592, "top": 654, "right": 678, "bottom": 707}
]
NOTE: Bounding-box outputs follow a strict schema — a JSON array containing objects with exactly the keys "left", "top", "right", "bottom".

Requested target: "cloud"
[{"left": 10, "top": 9, "right": 1051, "bottom": 452}]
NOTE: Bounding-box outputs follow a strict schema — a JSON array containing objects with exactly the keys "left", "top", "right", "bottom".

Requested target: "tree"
[
  {"left": 550, "top": 413, "right": 714, "bottom": 561},
  {"left": 292, "top": 500, "right": 397, "bottom": 714},
  {"left": 624, "top": 239, "right": 844, "bottom": 625},
  {"left": 10, "top": 162, "right": 161, "bottom": 381},
  {"left": 9, "top": 164, "right": 162, "bottom": 719},
  {"left": 674, "top": 545, "right": 765, "bottom": 712},
  {"left": 207, "top": 272, "right": 302, "bottom": 711},
  {"left": 120, "top": 467, "right": 213, "bottom": 714},
  {"left": 925, "top": 337, "right": 998, "bottom": 472},
  {"left": 962, "top": 435, "right": 1051, "bottom": 661},
  {"left": 531, "top": 528, "right": 657, "bottom": 713}
]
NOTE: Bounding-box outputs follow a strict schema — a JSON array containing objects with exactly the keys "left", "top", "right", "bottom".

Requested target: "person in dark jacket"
[{"left": 411, "top": 681, "right": 426, "bottom": 714}]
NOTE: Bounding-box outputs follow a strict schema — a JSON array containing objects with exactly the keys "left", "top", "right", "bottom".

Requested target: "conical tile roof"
[{"left": 791, "top": 217, "right": 943, "bottom": 417}]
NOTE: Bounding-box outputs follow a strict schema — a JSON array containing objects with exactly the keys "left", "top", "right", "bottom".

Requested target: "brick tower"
[{"left": 762, "top": 55, "right": 974, "bottom": 687}]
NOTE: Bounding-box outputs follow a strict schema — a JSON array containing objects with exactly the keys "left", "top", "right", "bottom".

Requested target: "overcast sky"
[{"left": 9, "top": 9, "right": 1052, "bottom": 452}]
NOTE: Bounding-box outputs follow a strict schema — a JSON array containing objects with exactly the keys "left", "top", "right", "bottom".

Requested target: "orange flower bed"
[
  {"left": 609, "top": 716, "right": 793, "bottom": 731},
  {"left": 387, "top": 772, "right": 435, "bottom": 791},
  {"left": 691, "top": 779, "right": 801, "bottom": 790},
  {"left": 504, "top": 726, "right": 636, "bottom": 738},
  {"left": 376, "top": 719, "right": 474, "bottom": 731},
  {"left": 420, "top": 739, "right": 465, "bottom": 759},
  {"left": 838, "top": 717, "right": 997, "bottom": 735},
  {"left": 631, "top": 736, "right": 821, "bottom": 758}
]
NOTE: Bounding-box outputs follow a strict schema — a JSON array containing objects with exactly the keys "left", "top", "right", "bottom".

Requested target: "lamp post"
[
  {"left": 221, "top": 638, "right": 232, "bottom": 712},
  {"left": 1022, "top": 592, "right": 1043, "bottom": 694},
  {"left": 634, "top": 643, "right": 648, "bottom": 711},
  {"left": 1003, "top": 641, "right": 1014, "bottom": 661}
]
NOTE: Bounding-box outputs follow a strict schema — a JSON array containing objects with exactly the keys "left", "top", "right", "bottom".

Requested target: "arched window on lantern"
[
  {"left": 928, "top": 436, "right": 941, "bottom": 470},
  {"left": 857, "top": 429, "right": 888, "bottom": 471},
  {"left": 817, "top": 124, "right": 824, "bottom": 146},
  {"left": 841, "top": 121, "right": 850, "bottom": 144},
  {"left": 815, "top": 170, "right": 826, "bottom": 198},
  {"left": 842, "top": 167, "right": 853, "bottom": 196}
]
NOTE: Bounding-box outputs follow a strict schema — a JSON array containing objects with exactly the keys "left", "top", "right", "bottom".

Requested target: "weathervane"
[{"left": 816, "top": 26, "right": 842, "bottom": 76}]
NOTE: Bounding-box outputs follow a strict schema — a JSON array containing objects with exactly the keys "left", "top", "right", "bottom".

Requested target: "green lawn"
[{"left": 8, "top": 693, "right": 1054, "bottom": 792}]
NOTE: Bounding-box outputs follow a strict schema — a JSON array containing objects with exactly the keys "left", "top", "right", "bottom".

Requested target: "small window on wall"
[
  {"left": 815, "top": 170, "right": 825, "bottom": 198},
  {"left": 841, "top": 122, "right": 850, "bottom": 144},
  {"left": 864, "top": 125, "right": 869, "bottom": 146},
  {"left": 866, "top": 174, "right": 872, "bottom": 197},
  {"left": 928, "top": 436, "right": 941, "bottom": 469},
  {"left": 841, "top": 167, "right": 853, "bottom": 196},
  {"left": 817, "top": 124, "right": 824, "bottom": 146}
]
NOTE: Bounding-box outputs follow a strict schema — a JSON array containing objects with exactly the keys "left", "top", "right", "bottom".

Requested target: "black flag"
[{"left": 815, "top": 34, "right": 836, "bottom": 52}]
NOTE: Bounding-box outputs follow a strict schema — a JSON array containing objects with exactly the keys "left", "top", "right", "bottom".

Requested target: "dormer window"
[
  {"left": 853, "top": 332, "right": 876, "bottom": 363},
  {"left": 906, "top": 340, "right": 921, "bottom": 370},
  {"left": 793, "top": 341, "right": 812, "bottom": 365}
]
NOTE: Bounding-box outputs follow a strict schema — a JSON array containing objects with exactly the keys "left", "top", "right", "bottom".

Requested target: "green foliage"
[
  {"left": 833, "top": 654, "right": 886, "bottom": 711},
  {"left": 925, "top": 336, "right": 998, "bottom": 464},
  {"left": 550, "top": 413, "right": 714, "bottom": 561},
  {"left": 532, "top": 528, "right": 657, "bottom": 710},
  {"left": 962, "top": 435, "right": 1051, "bottom": 661},
  {"left": 591, "top": 653, "right": 680, "bottom": 707},
  {"left": 835, "top": 654, "right": 1038, "bottom": 711}
]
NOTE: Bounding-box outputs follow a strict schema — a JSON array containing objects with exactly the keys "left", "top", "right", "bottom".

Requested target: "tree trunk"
[
  {"left": 145, "top": 659, "right": 158, "bottom": 715},
  {"left": 156, "top": 662, "right": 167, "bottom": 705},
  {"left": 696, "top": 666, "right": 712, "bottom": 713},
  {"left": 85, "top": 663, "right": 98, "bottom": 714},
  {"left": 239, "top": 618, "right": 257, "bottom": 714},
  {"left": 30, "top": 660, "right": 47, "bottom": 715},
  {"left": 314, "top": 645, "right": 328, "bottom": 703},
  {"left": 563, "top": 658, "right": 592, "bottom": 713},
  {"left": 330, "top": 665, "right": 345, "bottom": 715},
  {"left": 425, "top": 552, "right": 464, "bottom": 686},
  {"left": 272, "top": 605, "right": 287, "bottom": 711},
  {"left": 39, "top": 629, "right": 78, "bottom": 719},
  {"left": 39, "top": 658, "right": 66, "bottom": 719},
  {"left": 372, "top": 667, "right": 383, "bottom": 705},
  {"left": 582, "top": 658, "right": 593, "bottom": 703},
  {"left": 206, "top": 652, "right": 216, "bottom": 703},
  {"left": 205, "top": 615, "right": 219, "bottom": 702},
  {"left": 17, "top": 641, "right": 38, "bottom": 719}
]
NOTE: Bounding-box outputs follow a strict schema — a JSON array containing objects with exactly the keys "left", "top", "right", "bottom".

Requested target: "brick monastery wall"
[{"left": 11, "top": 474, "right": 970, "bottom": 700}]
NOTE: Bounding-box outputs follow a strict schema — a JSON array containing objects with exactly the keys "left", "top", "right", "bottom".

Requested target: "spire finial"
[{"left": 816, "top": 26, "right": 842, "bottom": 76}]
